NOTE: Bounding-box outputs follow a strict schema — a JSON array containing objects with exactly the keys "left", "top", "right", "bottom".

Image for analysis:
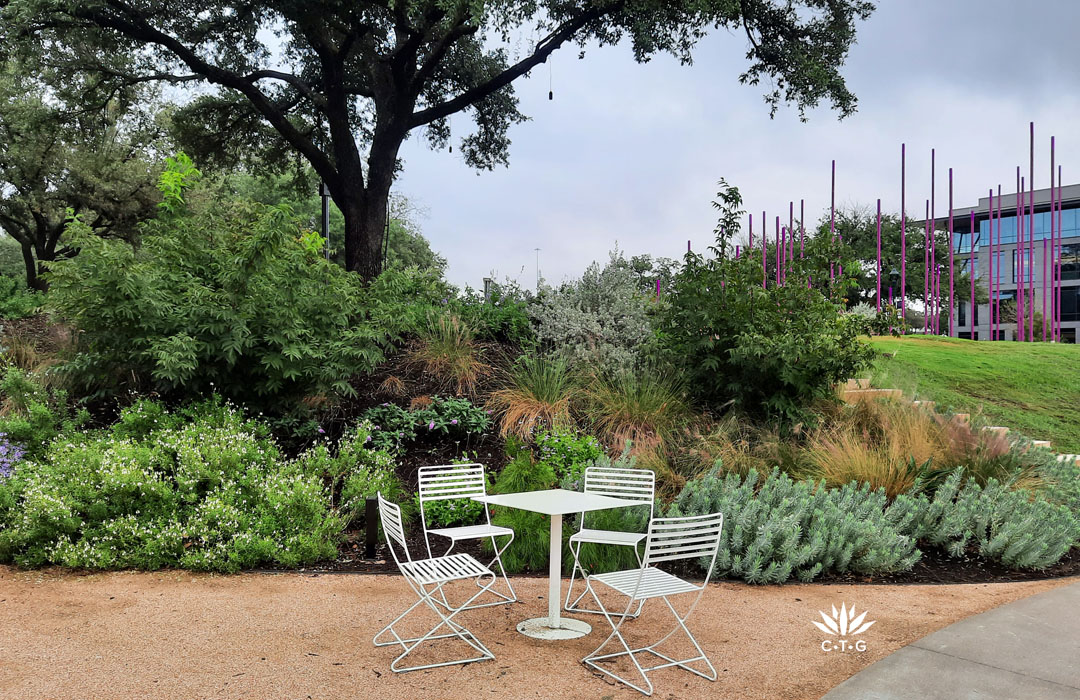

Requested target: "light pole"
[
  {"left": 534, "top": 248, "right": 541, "bottom": 293},
  {"left": 319, "top": 181, "right": 331, "bottom": 262}
]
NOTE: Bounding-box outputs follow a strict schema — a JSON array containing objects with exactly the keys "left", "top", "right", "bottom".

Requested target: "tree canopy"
[{"left": 4, "top": 0, "right": 875, "bottom": 279}]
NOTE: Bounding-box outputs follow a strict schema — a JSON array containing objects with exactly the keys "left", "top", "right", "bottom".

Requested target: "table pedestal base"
[{"left": 516, "top": 617, "right": 592, "bottom": 640}]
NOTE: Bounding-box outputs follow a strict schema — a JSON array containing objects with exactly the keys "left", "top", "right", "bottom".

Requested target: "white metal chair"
[
  {"left": 417, "top": 463, "right": 516, "bottom": 609},
  {"left": 581, "top": 511, "right": 725, "bottom": 696},
  {"left": 564, "top": 466, "right": 655, "bottom": 618},
  {"left": 372, "top": 493, "right": 498, "bottom": 673}
]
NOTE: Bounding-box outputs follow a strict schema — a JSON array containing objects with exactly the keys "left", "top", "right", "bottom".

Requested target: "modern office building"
[{"left": 950, "top": 183, "right": 1079, "bottom": 343}]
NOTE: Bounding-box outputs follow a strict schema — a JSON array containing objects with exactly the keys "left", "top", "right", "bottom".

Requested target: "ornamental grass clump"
[
  {"left": 488, "top": 354, "right": 576, "bottom": 440},
  {"left": 583, "top": 369, "right": 691, "bottom": 455},
  {"left": 406, "top": 313, "right": 490, "bottom": 396}
]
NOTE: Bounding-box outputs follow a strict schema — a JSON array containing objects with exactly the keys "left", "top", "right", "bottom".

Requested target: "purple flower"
[
  {"left": 365, "top": 435, "right": 372, "bottom": 443},
  {"left": 450, "top": 419, "right": 458, "bottom": 425},
  {"left": 428, "top": 421, "right": 435, "bottom": 430},
  {"left": 317, "top": 427, "right": 325, "bottom": 434}
]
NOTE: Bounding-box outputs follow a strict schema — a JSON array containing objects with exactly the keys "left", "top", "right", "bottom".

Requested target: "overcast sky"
[{"left": 393, "top": 0, "right": 1080, "bottom": 289}]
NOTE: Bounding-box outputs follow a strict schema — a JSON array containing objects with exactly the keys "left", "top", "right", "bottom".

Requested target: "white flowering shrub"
[
  {"left": 530, "top": 251, "right": 661, "bottom": 374},
  {"left": 0, "top": 398, "right": 354, "bottom": 571}
]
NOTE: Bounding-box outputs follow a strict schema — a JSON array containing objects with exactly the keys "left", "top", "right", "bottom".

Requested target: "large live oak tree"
[{"left": 4, "top": 0, "right": 874, "bottom": 280}]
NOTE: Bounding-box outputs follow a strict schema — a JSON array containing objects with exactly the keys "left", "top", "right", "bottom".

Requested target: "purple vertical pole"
[
  {"left": 655, "top": 278, "right": 660, "bottom": 299},
  {"left": 830, "top": 159, "right": 836, "bottom": 281},
  {"left": 1017, "top": 169, "right": 1024, "bottom": 341},
  {"left": 970, "top": 211, "right": 976, "bottom": 337},
  {"left": 749, "top": 213, "right": 754, "bottom": 250},
  {"left": 736, "top": 245, "right": 741, "bottom": 260},
  {"left": 948, "top": 172, "right": 954, "bottom": 337},
  {"left": 901, "top": 144, "right": 907, "bottom": 332},
  {"left": 996, "top": 185, "right": 1002, "bottom": 341},
  {"left": 924, "top": 201, "right": 930, "bottom": 334},
  {"left": 789, "top": 201, "right": 794, "bottom": 265},
  {"left": 800, "top": 199, "right": 805, "bottom": 258},
  {"left": 1057, "top": 165, "right": 1063, "bottom": 341},
  {"left": 687, "top": 240, "right": 691, "bottom": 253},
  {"left": 781, "top": 227, "right": 787, "bottom": 284},
  {"left": 930, "top": 149, "right": 937, "bottom": 334},
  {"left": 775, "top": 217, "right": 781, "bottom": 286},
  {"left": 988, "top": 189, "right": 994, "bottom": 340},
  {"left": 1029, "top": 122, "right": 1036, "bottom": 342},
  {"left": 762, "top": 210, "right": 768, "bottom": 290},
  {"left": 1043, "top": 237, "right": 1048, "bottom": 341},
  {"left": 876, "top": 199, "right": 882, "bottom": 312},
  {"left": 1050, "top": 138, "right": 1055, "bottom": 340}
]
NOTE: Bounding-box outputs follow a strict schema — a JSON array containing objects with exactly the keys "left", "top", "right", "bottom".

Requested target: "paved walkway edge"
[{"left": 822, "top": 580, "right": 1080, "bottom": 700}]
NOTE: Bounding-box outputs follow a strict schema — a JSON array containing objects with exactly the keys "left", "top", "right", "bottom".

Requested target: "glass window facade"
[
  {"left": 1063, "top": 286, "right": 1080, "bottom": 322},
  {"left": 1013, "top": 249, "right": 1033, "bottom": 283},
  {"left": 1063, "top": 243, "right": 1080, "bottom": 281},
  {"left": 978, "top": 205, "right": 1080, "bottom": 246}
]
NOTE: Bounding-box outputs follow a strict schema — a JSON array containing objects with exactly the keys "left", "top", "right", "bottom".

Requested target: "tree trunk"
[{"left": 19, "top": 241, "right": 45, "bottom": 292}]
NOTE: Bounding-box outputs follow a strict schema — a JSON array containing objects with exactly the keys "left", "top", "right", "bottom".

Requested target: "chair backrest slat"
[
  {"left": 418, "top": 464, "right": 488, "bottom": 502},
  {"left": 643, "top": 512, "right": 724, "bottom": 568},
  {"left": 377, "top": 493, "right": 412, "bottom": 564},
  {"left": 583, "top": 467, "right": 655, "bottom": 504}
]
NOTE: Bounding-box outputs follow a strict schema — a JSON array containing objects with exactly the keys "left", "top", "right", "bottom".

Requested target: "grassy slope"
[{"left": 867, "top": 335, "right": 1080, "bottom": 453}]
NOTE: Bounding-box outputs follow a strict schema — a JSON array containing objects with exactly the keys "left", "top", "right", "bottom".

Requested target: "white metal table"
[{"left": 473, "top": 489, "right": 640, "bottom": 640}]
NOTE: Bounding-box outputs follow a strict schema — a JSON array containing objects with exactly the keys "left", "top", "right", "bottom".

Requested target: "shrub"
[
  {"left": 530, "top": 250, "right": 659, "bottom": 375},
  {"left": 406, "top": 314, "right": 490, "bottom": 395},
  {"left": 911, "top": 469, "right": 1079, "bottom": 570},
  {"left": 534, "top": 429, "right": 603, "bottom": 482},
  {"left": 361, "top": 395, "right": 491, "bottom": 453},
  {"left": 670, "top": 466, "right": 923, "bottom": 583},
  {"left": 0, "top": 277, "right": 42, "bottom": 319},
  {"left": 0, "top": 399, "right": 344, "bottom": 571},
  {"left": 453, "top": 283, "right": 534, "bottom": 346},
  {"left": 488, "top": 354, "right": 576, "bottom": 440},
  {"left": 659, "top": 192, "right": 875, "bottom": 425},
  {"left": 45, "top": 154, "right": 395, "bottom": 408},
  {"left": 0, "top": 366, "right": 88, "bottom": 458},
  {"left": 486, "top": 445, "right": 557, "bottom": 573}
]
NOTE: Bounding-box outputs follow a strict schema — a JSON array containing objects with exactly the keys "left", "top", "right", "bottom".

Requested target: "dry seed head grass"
[
  {"left": 583, "top": 370, "right": 691, "bottom": 455},
  {"left": 378, "top": 374, "right": 407, "bottom": 397},
  {"left": 406, "top": 314, "right": 490, "bottom": 396},
  {"left": 487, "top": 355, "right": 575, "bottom": 441}
]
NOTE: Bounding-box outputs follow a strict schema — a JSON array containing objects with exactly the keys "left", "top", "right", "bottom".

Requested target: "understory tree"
[
  {"left": 5, "top": 0, "right": 874, "bottom": 279},
  {"left": 0, "top": 63, "right": 163, "bottom": 289}
]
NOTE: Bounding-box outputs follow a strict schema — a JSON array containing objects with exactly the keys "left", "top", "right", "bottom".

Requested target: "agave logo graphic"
[{"left": 814, "top": 603, "right": 875, "bottom": 652}]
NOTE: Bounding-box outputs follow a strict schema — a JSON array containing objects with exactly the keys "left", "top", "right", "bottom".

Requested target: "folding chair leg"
[
  {"left": 580, "top": 580, "right": 653, "bottom": 696},
  {"left": 564, "top": 540, "right": 645, "bottom": 619},
  {"left": 374, "top": 574, "right": 499, "bottom": 673},
  {"left": 639, "top": 596, "right": 717, "bottom": 681}
]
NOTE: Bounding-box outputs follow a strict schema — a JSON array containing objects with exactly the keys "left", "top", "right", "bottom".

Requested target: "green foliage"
[
  {"left": 661, "top": 185, "right": 875, "bottom": 424},
  {"left": 486, "top": 449, "right": 557, "bottom": 573},
  {"left": 531, "top": 250, "right": 660, "bottom": 375},
  {"left": 452, "top": 284, "right": 534, "bottom": 346},
  {"left": 535, "top": 429, "right": 603, "bottom": 483},
  {"left": 670, "top": 467, "right": 923, "bottom": 583},
  {"left": 361, "top": 396, "right": 492, "bottom": 452},
  {"left": 0, "top": 399, "right": 344, "bottom": 571},
  {"left": 45, "top": 155, "right": 395, "bottom": 407},
  {"left": 0, "top": 276, "right": 42, "bottom": 318},
  {"left": 488, "top": 353, "right": 577, "bottom": 440},
  {"left": 0, "top": 235, "right": 24, "bottom": 278},
  {"left": 0, "top": 366, "right": 88, "bottom": 458},
  {"left": 911, "top": 469, "right": 1079, "bottom": 570}
]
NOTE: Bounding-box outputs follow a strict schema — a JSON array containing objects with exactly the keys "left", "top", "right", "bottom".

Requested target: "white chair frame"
[
  {"left": 581, "top": 511, "right": 724, "bottom": 696},
  {"left": 564, "top": 466, "right": 655, "bottom": 618},
  {"left": 417, "top": 463, "right": 517, "bottom": 609},
  {"left": 372, "top": 493, "right": 498, "bottom": 673}
]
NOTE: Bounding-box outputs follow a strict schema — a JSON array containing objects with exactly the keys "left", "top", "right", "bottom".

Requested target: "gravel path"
[{"left": 0, "top": 567, "right": 1072, "bottom": 700}]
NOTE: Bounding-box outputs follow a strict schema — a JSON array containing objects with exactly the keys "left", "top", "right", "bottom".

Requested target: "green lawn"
[{"left": 867, "top": 335, "right": 1080, "bottom": 453}]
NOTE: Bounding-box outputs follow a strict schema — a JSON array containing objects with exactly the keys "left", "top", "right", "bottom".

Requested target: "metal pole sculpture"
[
  {"left": 948, "top": 172, "right": 954, "bottom": 337},
  {"left": 775, "top": 217, "right": 781, "bottom": 287},
  {"left": 988, "top": 189, "right": 994, "bottom": 340},
  {"left": 762, "top": 210, "right": 768, "bottom": 290},
  {"left": 901, "top": 144, "right": 907, "bottom": 332},
  {"left": 1043, "top": 237, "right": 1048, "bottom": 340},
  {"left": 970, "top": 211, "right": 976, "bottom": 338},
  {"left": 830, "top": 160, "right": 836, "bottom": 281},
  {"left": 1058, "top": 165, "right": 1063, "bottom": 341},
  {"left": 1017, "top": 169, "right": 1024, "bottom": 341},
  {"left": 789, "top": 201, "right": 794, "bottom": 268},
  {"left": 1029, "top": 122, "right": 1036, "bottom": 342},
  {"left": 800, "top": 199, "right": 806, "bottom": 258},
  {"left": 930, "top": 149, "right": 937, "bottom": 334},
  {"left": 877, "top": 199, "right": 883, "bottom": 312},
  {"left": 781, "top": 227, "right": 787, "bottom": 285},
  {"left": 996, "top": 184, "right": 1002, "bottom": 341},
  {"left": 924, "top": 201, "right": 930, "bottom": 334},
  {"left": 1050, "top": 137, "right": 1055, "bottom": 341}
]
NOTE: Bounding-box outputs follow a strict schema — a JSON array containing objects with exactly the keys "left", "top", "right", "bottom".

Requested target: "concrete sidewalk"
[{"left": 824, "top": 580, "right": 1080, "bottom": 700}]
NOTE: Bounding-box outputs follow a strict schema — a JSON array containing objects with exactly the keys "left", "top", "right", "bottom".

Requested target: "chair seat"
[
  {"left": 428, "top": 524, "right": 514, "bottom": 541},
  {"left": 570, "top": 528, "right": 647, "bottom": 546},
  {"left": 401, "top": 553, "right": 493, "bottom": 586},
  {"left": 589, "top": 566, "right": 700, "bottom": 600}
]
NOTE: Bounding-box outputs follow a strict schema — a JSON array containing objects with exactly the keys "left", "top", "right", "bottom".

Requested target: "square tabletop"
[{"left": 473, "top": 489, "right": 641, "bottom": 516}]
